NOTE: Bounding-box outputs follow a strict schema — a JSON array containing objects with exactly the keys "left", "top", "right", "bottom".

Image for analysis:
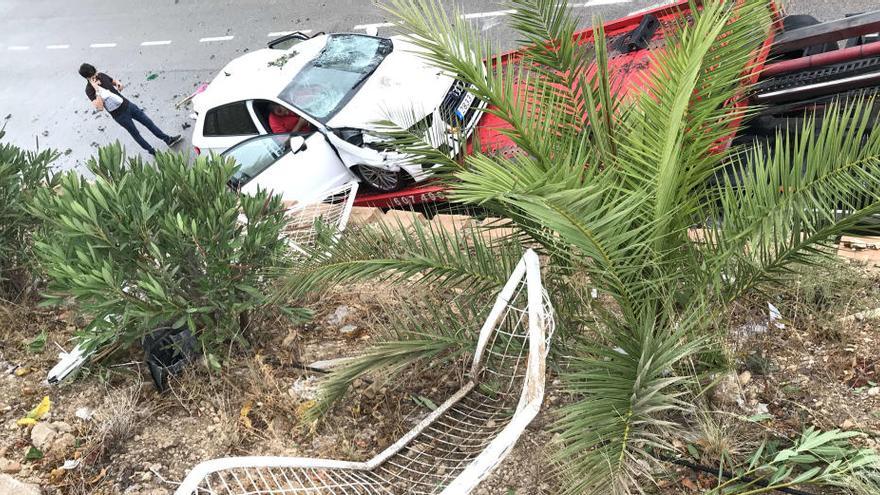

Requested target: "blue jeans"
[{"left": 113, "top": 103, "right": 171, "bottom": 154}]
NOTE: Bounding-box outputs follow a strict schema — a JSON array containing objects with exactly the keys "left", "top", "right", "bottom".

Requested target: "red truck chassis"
[{"left": 354, "top": 1, "right": 880, "bottom": 208}]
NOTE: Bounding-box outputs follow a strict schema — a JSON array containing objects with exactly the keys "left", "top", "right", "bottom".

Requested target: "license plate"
[{"left": 454, "top": 92, "right": 476, "bottom": 120}]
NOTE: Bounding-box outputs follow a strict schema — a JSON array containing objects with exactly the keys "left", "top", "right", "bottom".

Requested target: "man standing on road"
[{"left": 78, "top": 63, "right": 181, "bottom": 156}]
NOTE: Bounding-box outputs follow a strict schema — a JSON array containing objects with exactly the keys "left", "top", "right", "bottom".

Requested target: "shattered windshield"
[{"left": 278, "top": 34, "right": 393, "bottom": 122}]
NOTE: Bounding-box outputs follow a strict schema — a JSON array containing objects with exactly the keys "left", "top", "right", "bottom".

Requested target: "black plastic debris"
[{"left": 143, "top": 324, "right": 198, "bottom": 392}]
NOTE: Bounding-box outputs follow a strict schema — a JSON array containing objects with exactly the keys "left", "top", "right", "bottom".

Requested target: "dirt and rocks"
[{"left": 1, "top": 260, "right": 879, "bottom": 494}]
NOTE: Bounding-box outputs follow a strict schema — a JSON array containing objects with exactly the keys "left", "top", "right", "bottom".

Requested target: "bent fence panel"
[
  {"left": 174, "top": 249, "right": 554, "bottom": 495},
  {"left": 284, "top": 181, "right": 359, "bottom": 256}
]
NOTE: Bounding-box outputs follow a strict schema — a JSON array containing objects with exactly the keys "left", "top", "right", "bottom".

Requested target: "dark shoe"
[{"left": 165, "top": 135, "right": 182, "bottom": 147}]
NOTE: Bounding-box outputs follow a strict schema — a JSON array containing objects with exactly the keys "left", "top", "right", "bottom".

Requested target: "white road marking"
[
  {"left": 627, "top": 0, "right": 674, "bottom": 15},
  {"left": 46, "top": 44, "right": 70, "bottom": 49},
  {"left": 267, "top": 30, "right": 312, "bottom": 37},
  {"left": 570, "top": 0, "right": 631, "bottom": 7},
  {"left": 141, "top": 40, "right": 172, "bottom": 46},
  {"left": 199, "top": 35, "right": 234, "bottom": 42},
  {"left": 7, "top": 45, "right": 30, "bottom": 51},
  {"left": 353, "top": 22, "right": 395, "bottom": 30},
  {"left": 461, "top": 9, "right": 518, "bottom": 20},
  {"left": 90, "top": 43, "right": 117, "bottom": 48},
  {"left": 354, "top": 1, "right": 629, "bottom": 32}
]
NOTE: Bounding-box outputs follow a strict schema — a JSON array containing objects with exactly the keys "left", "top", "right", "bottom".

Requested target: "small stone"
[
  {"left": 31, "top": 422, "right": 57, "bottom": 451},
  {"left": 738, "top": 371, "right": 752, "bottom": 385},
  {"left": 50, "top": 433, "right": 76, "bottom": 455},
  {"left": 868, "top": 387, "right": 880, "bottom": 397},
  {"left": 710, "top": 372, "right": 743, "bottom": 408},
  {"left": 49, "top": 467, "right": 66, "bottom": 483},
  {"left": 340, "top": 325, "right": 358, "bottom": 337},
  {"left": 0, "top": 474, "right": 41, "bottom": 494},
  {"left": 52, "top": 421, "right": 74, "bottom": 433},
  {"left": 0, "top": 459, "right": 21, "bottom": 473}
]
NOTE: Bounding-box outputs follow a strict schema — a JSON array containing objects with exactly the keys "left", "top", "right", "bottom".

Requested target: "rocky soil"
[{"left": 1, "top": 259, "right": 879, "bottom": 494}]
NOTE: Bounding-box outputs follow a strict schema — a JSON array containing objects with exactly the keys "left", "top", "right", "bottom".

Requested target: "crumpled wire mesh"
[
  {"left": 175, "top": 250, "right": 553, "bottom": 495},
  {"left": 283, "top": 181, "right": 359, "bottom": 255}
]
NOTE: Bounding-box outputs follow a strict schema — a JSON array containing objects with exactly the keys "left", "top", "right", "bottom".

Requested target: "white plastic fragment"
[
  {"left": 47, "top": 344, "right": 93, "bottom": 384},
  {"left": 768, "top": 302, "right": 785, "bottom": 329},
  {"left": 74, "top": 407, "right": 94, "bottom": 421}
]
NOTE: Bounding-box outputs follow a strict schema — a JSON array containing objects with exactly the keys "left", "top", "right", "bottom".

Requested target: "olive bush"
[
  {"left": 0, "top": 129, "right": 59, "bottom": 299},
  {"left": 31, "top": 143, "right": 302, "bottom": 355}
]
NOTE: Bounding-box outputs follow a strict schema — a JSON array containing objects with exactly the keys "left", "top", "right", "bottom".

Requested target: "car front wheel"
[{"left": 353, "top": 165, "right": 404, "bottom": 192}]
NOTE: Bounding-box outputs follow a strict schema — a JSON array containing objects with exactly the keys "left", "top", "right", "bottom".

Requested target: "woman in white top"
[{"left": 79, "top": 63, "right": 181, "bottom": 156}]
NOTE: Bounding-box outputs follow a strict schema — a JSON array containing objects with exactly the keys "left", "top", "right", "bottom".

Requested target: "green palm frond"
[
  {"left": 305, "top": 296, "right": 483, "bottom": 422},
  {"left": 706, "top": 99, "right": 880, "bottom": 299},
  {"left": 609, "top": 0, "right": 772, "bottom": 250},
  {"left": 288, "top": 214, "right": 526, "bottom": 299},
  {"left": 556, "top": 308, "right": 708, "bottom": 494}
]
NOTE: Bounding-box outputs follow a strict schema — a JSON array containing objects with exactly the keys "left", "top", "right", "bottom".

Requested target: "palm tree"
[{"left": 289, "top": 0, "right": 880, "bottom": 492}]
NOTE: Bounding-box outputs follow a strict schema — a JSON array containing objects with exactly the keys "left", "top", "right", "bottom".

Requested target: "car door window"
[
  {"left": 203, "top": 101, "right": 259, "bottom": 137},
  {"left": 252, "top": 100, "right": 316, "bottom": 134},
  {"left": 224, "top": 134, "right": 291, "bottom": 187}
]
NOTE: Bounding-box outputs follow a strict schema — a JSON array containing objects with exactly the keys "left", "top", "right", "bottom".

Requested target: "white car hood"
[{"left": 326, "top": 39, "right": 454, "bottom": 130}]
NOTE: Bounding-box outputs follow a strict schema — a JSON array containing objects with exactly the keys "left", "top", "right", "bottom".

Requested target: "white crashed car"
[{"left": 191, "top": 31, "right": 485, "bottom": 193}]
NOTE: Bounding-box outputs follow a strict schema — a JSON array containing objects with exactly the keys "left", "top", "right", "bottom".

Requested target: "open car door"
[{"left": 225, "top": 133, "right": 357, "bottom": 204}]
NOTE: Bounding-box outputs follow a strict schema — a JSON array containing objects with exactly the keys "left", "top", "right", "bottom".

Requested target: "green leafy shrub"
[
  {"left": 0, "top": 129, "right": 59, "bottom": 299},
  {"left": 31, "top": 143, "right": 299, "bottom": 355}
]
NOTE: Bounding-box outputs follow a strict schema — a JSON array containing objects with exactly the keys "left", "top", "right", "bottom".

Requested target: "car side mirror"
[
  {"left": 288, "top": 135, "right": 307, "bottom": 153},
  {"left": 267, "top": 31, "right": 311, "bottom": 50}
]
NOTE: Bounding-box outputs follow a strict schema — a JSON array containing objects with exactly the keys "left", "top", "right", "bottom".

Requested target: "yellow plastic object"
[{"left": 17, "top": 396, "right": 52, "bottom": 426}]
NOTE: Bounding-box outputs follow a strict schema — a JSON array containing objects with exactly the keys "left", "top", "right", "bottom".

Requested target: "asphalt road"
[{"left": 0, "top": 0, "right": 876, "bottom": 173}]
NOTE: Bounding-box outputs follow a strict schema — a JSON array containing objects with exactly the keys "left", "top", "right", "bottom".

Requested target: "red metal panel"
[{"left": 354, "top": 0, "right": 781, "bottom": 208}]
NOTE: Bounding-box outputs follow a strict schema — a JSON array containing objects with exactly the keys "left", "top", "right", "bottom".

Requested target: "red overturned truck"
[{"left": 354, "top": 1, "right": 880, "bottom": 208}]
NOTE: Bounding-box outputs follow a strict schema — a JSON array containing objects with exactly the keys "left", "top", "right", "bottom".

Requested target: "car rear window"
[
  {"left": 278, "top": 34, "right": 392, "bottom": 122},
  {"left": 203, "top": 101, "right": 258, "bottom": 136}
]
